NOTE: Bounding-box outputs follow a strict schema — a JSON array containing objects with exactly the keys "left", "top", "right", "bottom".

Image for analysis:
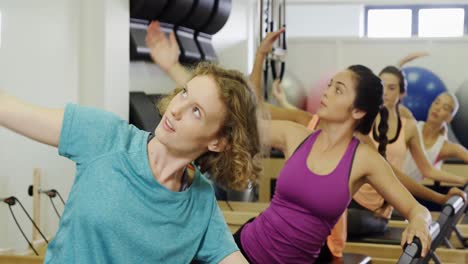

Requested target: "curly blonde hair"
[{"left": 158, "top": 62, "right": 266, "bottom": 191}]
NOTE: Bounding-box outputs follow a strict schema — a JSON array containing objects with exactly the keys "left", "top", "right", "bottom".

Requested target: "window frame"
[{"left": 364, "top": 4, "right": 468, "bottom": 37}]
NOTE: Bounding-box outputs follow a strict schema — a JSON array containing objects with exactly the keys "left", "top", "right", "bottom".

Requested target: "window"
[
  {"left": 419, "top": 8, "right": 465, "bottom": 37},
  {"left": 367, "top": 9, "right": 412, "bottom": 38},
  {"left": 286, "top": 4, "right": 363, "bottom": 37},
  {"left": 365, "top": 5, "right": 468, "bottom": 38}
]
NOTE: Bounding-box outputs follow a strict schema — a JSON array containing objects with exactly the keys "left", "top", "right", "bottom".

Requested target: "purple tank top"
[{"left": 241, "top": 130, "right": 359, "bottom": 263}]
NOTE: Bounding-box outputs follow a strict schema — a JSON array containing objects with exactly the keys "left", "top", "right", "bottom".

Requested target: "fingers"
[
  {"left": 402, "top": 228, "right": 431, "bottom": 257},
  {"left": 448, "top": 187, "right": 467, "bottom": 201},
  {"left": 272, "top": 27, "right": 286, "bottom": 37},
  {"left": 407, "top": 229, "right": 415, "bottom": 245},
  {"left": 148, "top": 20, "right": 159, "bottom": 31},
  {"left": 417, "top": 231, "right": 430, "bottom": 257},
  {"left": 275, "top": 27, "right": 286, "bottom": 35},
  {"left": 401, "top": 229, "right": 408, "bottom": 247},
  {"left": 422, "top": 233, "right": 431, "bottom": 257},
  {"left": 454, "top": 189, "right": 467, "bottom": 201},
  {"left": 267, "top": 28, "right": 285, "bottom": 42},
  {"left": 169, "top": 31, "right": 178, "bottom": 47},
  {"left": 263, "top": 28, "right": 285, "bottom": 43},
  {"left": 147, "top": 21, "right": 162, "bottom": 38},
  {"left": 146, "top": 21, "right": 166, "bottom": 47}
]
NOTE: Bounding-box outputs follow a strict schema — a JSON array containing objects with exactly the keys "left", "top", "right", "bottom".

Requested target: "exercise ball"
[
  {"left": 451, "top": 80, "right": 468, "bottom": 148},
  {"left": 307, "top": 70, "right": 336, "bottom": 114},
  {"left": 266, "top": 70, "right": 307, "bottom": 109},
  {"left": 401, "top": 67, "right": 447, "bottom": 121}
]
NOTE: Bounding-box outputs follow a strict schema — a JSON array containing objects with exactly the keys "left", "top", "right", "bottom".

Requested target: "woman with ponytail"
[
  {"left": 348, "top": 65, "right": 410, "bottom": 237},
  {"left": 235, "top": 61, "right": 432, "bottom": 263},
  {"left": 308, "top": 60, "right": 465, "bottom": 261},
  {"left": 349, "top": 64, "right": 467, "bottom": 239},
  {"left": 246, "top": 37, "right": 465, "bottom": 261},
  {"left": 228, "top": 36, "right": 462, "bottom": 263}
]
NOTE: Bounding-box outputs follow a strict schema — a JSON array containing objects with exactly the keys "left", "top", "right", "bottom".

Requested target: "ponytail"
[
  {"left": 377, "top": 107, "right": 389, "bottom": 158},
  {"left": 372, "top": 103, "right": 403, "bottom": 159}
]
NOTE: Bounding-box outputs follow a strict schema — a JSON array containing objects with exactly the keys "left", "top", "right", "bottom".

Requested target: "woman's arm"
[
  {"left": 249, "top": 30, "right": 313, "bottom": 126},
  {"left": 438, "top": 140, "right": 468, "bottom": 163},
  {"left": 398, "top": 51, "right": 430, "bottom": 68},
  {"left": 271, "top": 79, "right": 298, "bottom": 110},
  {"left": 219, "top": 251, "right": 249, "bottom": 264},
  {"left": 269, "top": 120, "right": 311, "bottom": 159},
  {"left": 391, "top": 164, "right": 466, "bottom": 204},
  {"left": 250, "top": 29, "right": 284, "bottom": 99},
  {"left": 354, "top": 133, "right": 463, "bottom": 204},
  {"left": 267, "top": 104, "right": 312, "bottom": 127},
  {"left": 407, "top": 119, "right": 467, "bottom": 185},
  {"left": 355, "top": 145, "right": 432, "bottom": 256},
  {"left": 146, "top": 21, "right": 191, "bottom": 86},
  {"left": 0, "top": 91, "right": 63, "bottom": 147}
]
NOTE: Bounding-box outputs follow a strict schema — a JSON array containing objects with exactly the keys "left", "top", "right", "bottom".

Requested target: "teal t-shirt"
[{"left": 44, "top": 104, "right": 238, "bottom": 264}]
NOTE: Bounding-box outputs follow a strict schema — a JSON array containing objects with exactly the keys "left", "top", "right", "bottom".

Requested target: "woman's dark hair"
[
  {"left": 348, "top": 65, "right": 389, "bottom": 158},
  {"left": 379, "top": 66, "right": 407, "bottom": 94},
  {"left": 375, "top": 66, "right": 407, "bottom": 145}
]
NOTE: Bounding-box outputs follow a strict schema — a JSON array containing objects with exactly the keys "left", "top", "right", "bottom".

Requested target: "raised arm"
[
  {"left": 398, "top": 51, "right": 430, "bottom": 68},
  {"left": 355, "top": 145, "right": 432, "bottom": 256},
  {"left": 250, "top": 29, "right": 284, "bottom": 99},
  {"left": 406, "top": 119, "right": 468, "bottom": 185},
  {"left": 249, "top": 29, "right": 313, "bottom": 126},
  {"left": 146, "top": 21, "right": 191, "bottom": 86},
  {"left": 0, "top": 91, "right": 63, "bottom": 147}
]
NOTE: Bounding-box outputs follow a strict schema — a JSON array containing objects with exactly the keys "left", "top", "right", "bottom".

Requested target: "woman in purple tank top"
[
  {"left": 248, "top": 39, "right": 467, "bottom": 261},
  {"left": 232, "top": 59, "right": 433, "bottom": 263}
]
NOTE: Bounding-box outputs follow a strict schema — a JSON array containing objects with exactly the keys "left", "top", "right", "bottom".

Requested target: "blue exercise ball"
[
  {"left": 451, "top": 80, "right": 468, "bottom": 149},
  {"left": 401, "top": 67, "right": 447, "bottom": 121}
]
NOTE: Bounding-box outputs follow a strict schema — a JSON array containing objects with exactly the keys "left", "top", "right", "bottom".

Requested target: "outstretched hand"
[
  {"left": 145, "top": 21, "right": 180, "bottom": 72},
  {"left": 258, "top": 28, "right": 285, "bottom": 56},
  {"left": 401, "top": 218, "right": 431, "bottom": 257}
]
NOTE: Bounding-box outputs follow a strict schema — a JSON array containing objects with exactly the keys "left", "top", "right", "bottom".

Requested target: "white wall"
[
  {"left": 0, "top": 0, "right": 80, "bottom": 252},
  {"left": 80, "top": 0, "right": 129, "bottom": 119},
  {"left": 0, "top": 0, "right": 129, "bottom": 252}
]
